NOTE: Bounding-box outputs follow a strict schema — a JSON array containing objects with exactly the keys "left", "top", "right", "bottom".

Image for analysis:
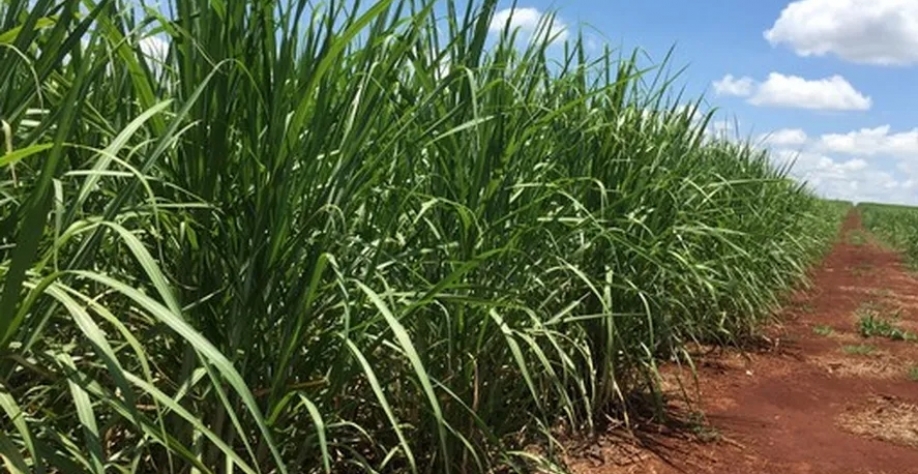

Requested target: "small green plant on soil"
[
  {"left": 851, "top": 263, "right": 873, "bottom": 276},
  {"left": 908, "top": 366, "right": 918, "bottom": 382},
  {"left": 687, "top": 411, "right": 721, "bottom": 443},
  {"left": 848, "top": 230, "right": 868, "bottom": 246},
  {"left": 856, "top": 306, "right": 917, "bottom": 341},
  {"left": 843, "top": 344, "right": 878, "bottom": 355},
  {"left": 798, "top": 303, "right": 815, "bottom": 314},
  {"left": 813, "top": 325, "right": 834, "bottom": 336},
  {"left": 870, "top": 287, "right": 894, "bottom": 298}
]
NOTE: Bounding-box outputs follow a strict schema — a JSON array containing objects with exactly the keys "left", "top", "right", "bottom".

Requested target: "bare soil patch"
[
  {"left": 838, "top": 395, "right": 918, "bottom": 449},
  {"left": 814, "top": 351, "right": 904, "bottom": 379},
  {"left": 569, "top": 210, "right": 918, "bottom": 474}
]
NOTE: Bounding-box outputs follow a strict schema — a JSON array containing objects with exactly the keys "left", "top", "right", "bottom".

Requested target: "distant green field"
[
  {"left": 859, "top": 202, "right": 918, "bottom": 264},
  {"left": 859, "top": 201, "right": 918, "bottom": 211},
  {"left": 824, "top": 199, "right": 855, "bottom": 216}
]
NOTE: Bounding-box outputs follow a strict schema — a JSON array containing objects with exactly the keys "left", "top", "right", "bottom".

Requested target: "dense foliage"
[
  {"left": 1, "top": 0, "right": 843, "bottom": 472},
  {"left": 860, "top": 202, "right": 918, "bottom": 264}
]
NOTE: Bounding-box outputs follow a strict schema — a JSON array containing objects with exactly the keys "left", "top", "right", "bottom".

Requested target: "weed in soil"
[
  {"left": 870, "top": 287, "right": 894, "bottom": 299},
  {"left": 855, "top": 306, "right": 917, "bottom": 341},
  {"left": 851, "top": 267, "right": 871, "bottom": 277},
  {"left": 798, "top": 302, "right": 815, "bottom": 314},
  {"left": 686, "top": 411, "right": 722, "bottom": 444},
  {"left": 843, "top": 344, "right": 878, "bottom": 356},
  {"left": 848, "top": 230, "right": 868, "bottom": 246},
  {"left": 908, "top": 366, "right": 918, "bottom": 382},
  {"left": 813, "top": 325, "right": 834, "bottom": 336}
]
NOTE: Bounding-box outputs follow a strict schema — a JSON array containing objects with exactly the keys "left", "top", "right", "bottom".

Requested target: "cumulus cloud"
[
  {"left": 710, "top": 119, "right": 735, "bottom": 133},
  {"left": 140, "top": 35, "right": 168, "bottom": 61},
  {"left": 712, "top": 74, "right": 754, "bottom": 97},
  {"left": 638, "top": 104, "right": 708, "bottom": 132},
  {"left": 751, "top": 74, "right": 872, "bottom": 110},
  {"left": 817, "top": 125, "right": 918, "bottom": 158},
  {"left": 772, "top": 148, "right": 917, "bottom": 204},
  {"left": 489, "top": 7, "right": 569, "bottom": 42},
  {"left": 139, "top": 35, "right": 169, "bottom": 74},
  {"left": 704, "top": 118, "right": 741, "bottom": 140},
  {"left": 764, "top": 0, "right": 918, "bottom": 66},
  {"left": 758, "top": 128, "right": 809, "bottom": 147},
  {"left": 712, "top": 73, "right": 871, "bottom": 111},
  {"left": 759, "top": 125, "right": 918, "bottom": 205},
  {"left": 774, "top": 149, "right": 867, "bottom": 177}
]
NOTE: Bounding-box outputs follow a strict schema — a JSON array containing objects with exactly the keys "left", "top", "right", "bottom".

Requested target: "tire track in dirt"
[{"left": 569, "top": 209, "right": 918, "bottom": 474}]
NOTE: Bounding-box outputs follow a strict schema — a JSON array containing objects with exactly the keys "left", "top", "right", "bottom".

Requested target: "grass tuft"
[
  {"left": 843, "top": 344, "right": 878, "bottom": 356},
  {"left": 908, "top": 366, "right": 918, "bottom": 382},
  {"left": 847, "top": 230, "right": 868, "bottom": 246},
  {"left": 856, "top": 306, "right": 917, "bottom": 342}
]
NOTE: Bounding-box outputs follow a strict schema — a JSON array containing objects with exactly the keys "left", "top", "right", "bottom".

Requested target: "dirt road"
[{"left": 571, "top": 210, "right": 918, "bottom": 474}]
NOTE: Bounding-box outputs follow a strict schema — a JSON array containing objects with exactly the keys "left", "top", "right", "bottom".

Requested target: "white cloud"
[
  {"left": 772, "top": 148, "right": 917, "bottom": 204},
  {"left": 750, "top": 73, "right": 871, "bottom": 110},
  {"left": 405, "top": 44, "right": 452, "bottom": 80},
  {"left": 712, "top": 72, "right": 871, "bottom": 111},
  {"left": 139, "top": 35, "right": 169, "bottom": 65},
  {"left": 585, "top": 35, "right": 601, "bottom": 52},
  {"left": 760, "top": 126, "right": 918, "bottom": 205},
  {"left": 817, "top": 125, "right": 918, "bottom": 158},
  {"left": 705, "top": 118, "right": 741, "bottom": 140},
  {"left": 758, "top": 128, "right": 808, "bottom": 147},
  {"left": 677, "top": 104, "right": 707, "bottom": 123},
  {"left": 764, "top": 0, "right": 918, "bottom": 66},
  {"left": 774, "top": 149, "right": 868, "bottom": 177},
  {"left": 639, "top": 104, "right": 707, "bottom": 126},
  {"left": 489, "top": 7, "right": 569, "bottom": 42},
  {"left": 712, "top": 74, "right": 754, "bottom": 97},
  {"left": 711, "top": 119, "right": 736, "bottom": 133}
]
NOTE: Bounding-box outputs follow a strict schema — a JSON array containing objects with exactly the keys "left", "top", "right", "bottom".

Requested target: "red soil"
[{"left": 569, "top": 210, "right": 918, "bottom": 474}]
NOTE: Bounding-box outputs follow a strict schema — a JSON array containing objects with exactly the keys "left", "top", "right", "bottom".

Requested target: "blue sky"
[{"left": 489, "top": 0, "right": 918, "bottom": 205}]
